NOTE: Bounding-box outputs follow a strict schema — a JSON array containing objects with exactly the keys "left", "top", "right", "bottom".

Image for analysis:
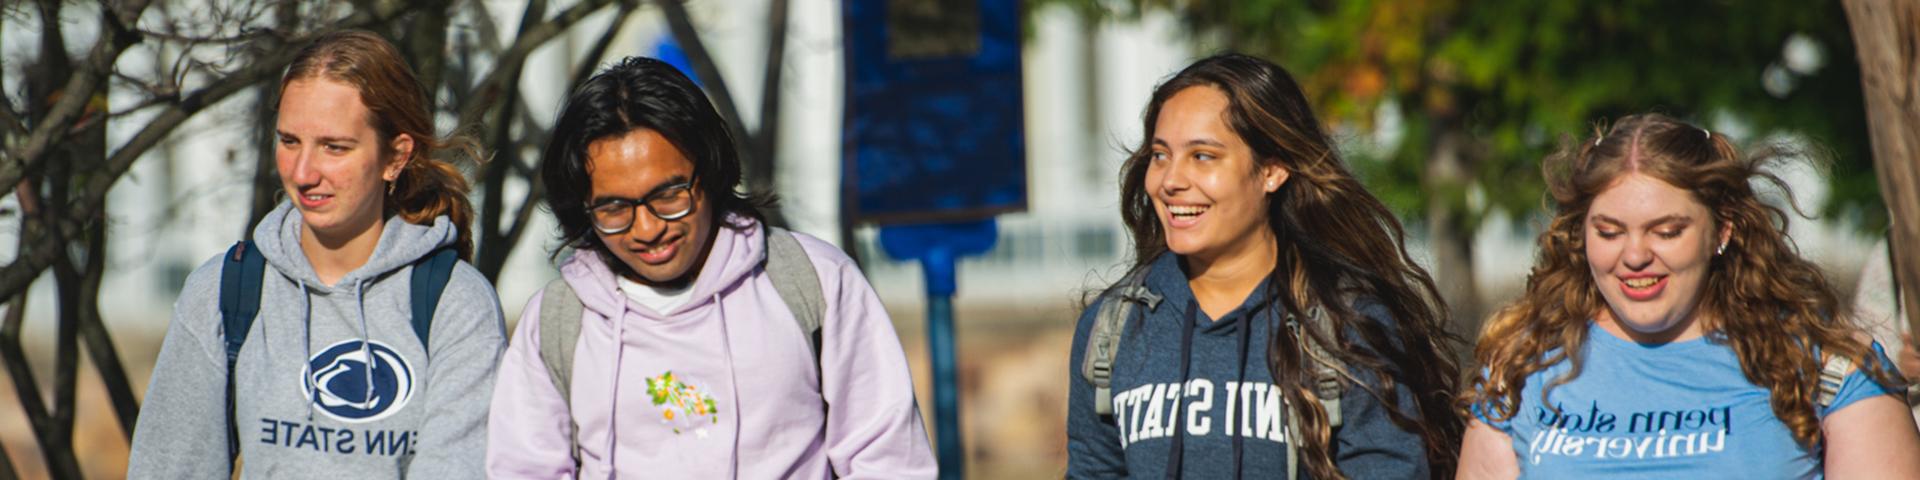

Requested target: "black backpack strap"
[
  {"left": 218, "top": 240, "right": 266, "bottom": 462},
  {"left": 408, "top": 247, "right": 459, "bottom": 353}
]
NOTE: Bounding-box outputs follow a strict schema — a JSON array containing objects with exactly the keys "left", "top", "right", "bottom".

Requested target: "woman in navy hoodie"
[{"left": 1067, "top": 54, "right": 1463, "bottom": 479}]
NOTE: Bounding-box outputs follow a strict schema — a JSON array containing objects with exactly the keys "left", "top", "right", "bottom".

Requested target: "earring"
[
  {"left": 1716, "top": 242, "right": 1727, "bottom": 255},
  {"left": 386, "top": 180, "right": 396, "bottom": 196},
  {"left": 1266, "top": 181, "right": 1276, "bottom": 190}
]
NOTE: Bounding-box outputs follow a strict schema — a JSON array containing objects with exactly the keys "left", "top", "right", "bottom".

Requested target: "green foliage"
[{"left": 1038, "top": 0, "right": 1881, "bottom": 230}]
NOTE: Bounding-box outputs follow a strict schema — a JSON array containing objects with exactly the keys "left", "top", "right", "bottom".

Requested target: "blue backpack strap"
[
  {"left": 218, "top": 240, "right": 266, "bottom": 461},
  {"left": 408, "top": 247, "right": 459, "bottom": 353}
]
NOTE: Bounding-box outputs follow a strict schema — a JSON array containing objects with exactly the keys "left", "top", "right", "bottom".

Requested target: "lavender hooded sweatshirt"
[{"left": 486, "top": 220, "right": 936, "bottom": 478}]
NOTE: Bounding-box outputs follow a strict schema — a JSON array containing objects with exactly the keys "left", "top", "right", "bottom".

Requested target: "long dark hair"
[
  {"left": 283, "top": 30, "right": 483, "bottom": 261},
  {"left": 540, "top": 56, "right": 773, "bottom": 262},
  {"left": 1117, "top": 53, "right": 1463, "bottom": 478},
  {"left": 1465, "top": 113, "right": 1901, "bottom": 448}
]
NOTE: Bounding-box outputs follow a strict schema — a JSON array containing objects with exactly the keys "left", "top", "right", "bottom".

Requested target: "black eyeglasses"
[{"left": 586, "top": 181, "right": 694, "bottom": 234}]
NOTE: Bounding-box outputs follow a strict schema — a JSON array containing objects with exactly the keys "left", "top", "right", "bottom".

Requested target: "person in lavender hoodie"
[{"left": 485, "top": 56, "right": 937, "bottom": 478}]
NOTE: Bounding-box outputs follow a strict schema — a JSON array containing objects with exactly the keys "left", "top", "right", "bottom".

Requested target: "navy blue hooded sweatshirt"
[{"left": 1067, "top": 253, "right": 1429, "bottom": 479}]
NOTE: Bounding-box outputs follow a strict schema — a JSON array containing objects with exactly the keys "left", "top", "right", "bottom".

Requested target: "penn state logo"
[{"left": 302, "top": 339, "right": 416, "bottom": 423}]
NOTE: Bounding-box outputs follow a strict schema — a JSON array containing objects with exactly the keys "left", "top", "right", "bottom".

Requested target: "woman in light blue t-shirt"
[{"left": 1456, "top": 113, "right": 1920, "bottom": 479}]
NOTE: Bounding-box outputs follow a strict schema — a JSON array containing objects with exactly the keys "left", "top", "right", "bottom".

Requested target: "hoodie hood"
[
  {"left": 253, "top": 201, "right": 458, "bottom": 288},
  {"left": 558, "top": 215, "right": 767, "bottom": 320},
  {"left": 486, "top": 217, "right": 937, "bottom": 478},
  {"left": 252, "top": 200, "right": 460, "bottom": 420},
  {"left": 125, "top": 200, "right": 506, "bottom": 478}
]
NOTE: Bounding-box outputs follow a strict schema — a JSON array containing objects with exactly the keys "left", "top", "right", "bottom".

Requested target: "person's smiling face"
[
  {"left": 276, "top": 78, "right": 411, "bottom": 242},
  {"left": 1586, "top": 172, "right": 1729, "bottom": 342},
  {"left": 587, "top": 128, "right": 713, "bottom": 287},
  {"left": 1145, "top": 86, "right": 1288, "bottom": 264}
]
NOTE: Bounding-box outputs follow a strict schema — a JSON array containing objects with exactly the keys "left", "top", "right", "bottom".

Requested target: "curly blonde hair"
[{"left": 1462, "top": 113, "right": 1902, "bottom": 448}]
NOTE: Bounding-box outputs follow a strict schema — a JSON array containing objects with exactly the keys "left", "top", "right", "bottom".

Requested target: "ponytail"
[{"left": 390, "top": 137, "right": 483, "bottom": 262}]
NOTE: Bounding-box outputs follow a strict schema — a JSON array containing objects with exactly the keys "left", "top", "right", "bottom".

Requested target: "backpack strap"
[
  {"left": 1303, "top": 304, "right": 1345, "bottom": 428},
  {"left": 533, "top": 226, "right": 826, "bottom": 470},
  {"left": 408, "top": 247, "right": 458, "bottom": 353},
  {"left": 537, "top": 277, "right": 586, "bottom": 470},
  {"left": 1081, "top": 269, "right": 1161, "bottom": 416},
  {"left": 1817, "top": 352, "right": 1856, "bottom": 408},
  {"left": 764, "top": 227, "right": 827, "bottom": 368},
  {"left": 1286, "top": 302, "right": 1348, "bottom": 480},
  {"left": 218, "top": 240, "right": 266, "bottom": 462}
]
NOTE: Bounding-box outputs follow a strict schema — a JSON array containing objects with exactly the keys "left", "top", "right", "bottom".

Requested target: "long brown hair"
[
  {"left": 1118, "top": 53, "right": 1463, "bottom": 479},
  {"left": 281, "top": 30, "right": 482, "bottom": 261},
  {"left": 1464, "top": 113, "right": 1902, "bottom": 448}
]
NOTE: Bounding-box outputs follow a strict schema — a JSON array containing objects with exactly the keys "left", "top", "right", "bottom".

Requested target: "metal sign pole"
[{"left": 922, "top": 248, "right": 963, "bottom": 480}]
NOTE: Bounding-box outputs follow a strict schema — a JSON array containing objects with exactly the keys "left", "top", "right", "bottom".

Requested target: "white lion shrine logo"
[{"left": 302, "top": 339, "right": 416, "bottom": 423}]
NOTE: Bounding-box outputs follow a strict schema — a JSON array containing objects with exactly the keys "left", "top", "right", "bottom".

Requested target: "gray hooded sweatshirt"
[{"left": 128, "top": 202, "right": 505, "bottom": 479}]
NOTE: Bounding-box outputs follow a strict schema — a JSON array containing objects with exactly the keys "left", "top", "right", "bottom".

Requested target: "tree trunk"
[
  {"left": 472, "top": 0, "right": 546, "bottom": 280},
  {"left": 402, "top": 1, "right": 452, "bottom": 106},
  {"left": 1842, "top": 0, "right": 1920, "bottom": 336},
  {"left": 75, "top": 204, "right": 138, "bottom": 440},
  {"left": 1425, "top": 127, "right": 1481, "bottom": 366},
  {"left": 660, "top": 1, "right": 790, "bottom": 227},
  {"left": 247, "top": 3, "right": 302, "bottom": 236}
]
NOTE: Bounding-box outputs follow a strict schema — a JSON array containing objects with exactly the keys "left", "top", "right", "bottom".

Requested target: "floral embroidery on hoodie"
[{"left": 646, "top": 371, "right": 719, "bottom": 436}]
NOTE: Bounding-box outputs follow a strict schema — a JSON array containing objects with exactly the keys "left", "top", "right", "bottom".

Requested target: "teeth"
[
  {"left": 1168, "top": 205, "right": 1208, "bottom": 216},
  {"left": 305, "top": 195, "right": 325, "bottom": 201},
  {"left": 1624, "top": 277, "right": 1660, "bottom": 288}
]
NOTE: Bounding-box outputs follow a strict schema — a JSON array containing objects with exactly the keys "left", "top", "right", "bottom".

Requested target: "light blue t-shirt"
[{"left": 1476, "top": 322, "right": 1901, "bottom": 479}]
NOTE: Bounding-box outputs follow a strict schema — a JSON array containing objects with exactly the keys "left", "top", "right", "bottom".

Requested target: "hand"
[{"left": 1900, "top": 333, "right": 1920, "bottom": 384}]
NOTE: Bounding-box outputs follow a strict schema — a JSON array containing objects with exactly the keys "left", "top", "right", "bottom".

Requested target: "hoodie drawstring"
[
  {"left": 714, "top": 293, "right": 743, "bottom": 480},
  {"left": 354, "top": 279, "right": 378, "bottom": 410},
  {"left": 1164, "top": 301, "right": 1198, "bottom": 480},
  {"left": 298, "top": 279, "right": 316, "bottom": 421},
  {"left": 1232, "top": 307, "right": 1253, "bottom": 480},
  {"left": 604, "top": 295, "right": 630, "bottom": 476}
]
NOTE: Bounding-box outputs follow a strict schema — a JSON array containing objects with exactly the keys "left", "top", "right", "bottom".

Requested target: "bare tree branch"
[
  {"left": 5, "top": 0, "right": 155, "bottom": 195},
  {"left": 0, "top": 99, "right": 25, "bottom": 139},
  {"left": 659, "top": 0, "right": 786, "bottom": 226},
  {"left": 0, "top": 2, "right": 424, "bottom": 300},
  {"left": 454, "top": 0, "right": 617, "bottom": 131},
  {"left": 752, "top": 0, "right": 791, "bottom": 190},
  {"left": 4, "top": 177, "right": 83, "bottom": 479},
  {"left": 77, "top": 214, "right": 138, "bottom": 440},
  {"left": 659, "top": 0, "right": 751, "bottom": 157},
  {"left": 474, "top": 0, "right": 548, "bottom": 278},
  {"left": 567, "top": 0, "right": 634, "bottom": 91}
]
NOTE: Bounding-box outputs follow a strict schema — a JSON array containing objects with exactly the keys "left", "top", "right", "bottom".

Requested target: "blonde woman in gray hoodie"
[{"left": 128, "top": 30, "right": 504, "bottom": 479}]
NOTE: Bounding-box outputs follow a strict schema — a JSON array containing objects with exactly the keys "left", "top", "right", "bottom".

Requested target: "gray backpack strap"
[
  {"left": 1287, "top": 420, "right": 1299, "bottom": 480},
  {"left": 537, "top": 278, "right": 585, "bottom": 469},
  {"left": 764, "top": 227, "right": 827, "bottom": 366},
  {"left": 1817, "top": 353, "right": 1856, "bottom": 408},
  {"left": 1081, "top": 270, "right": 1161, "bottom": 416},
  {"left": 1304, "top": 304, "right": 1345, "bottom": 428},
  {"left": 1286, "top": 302, "right": 1348, "bottom": 480}
]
